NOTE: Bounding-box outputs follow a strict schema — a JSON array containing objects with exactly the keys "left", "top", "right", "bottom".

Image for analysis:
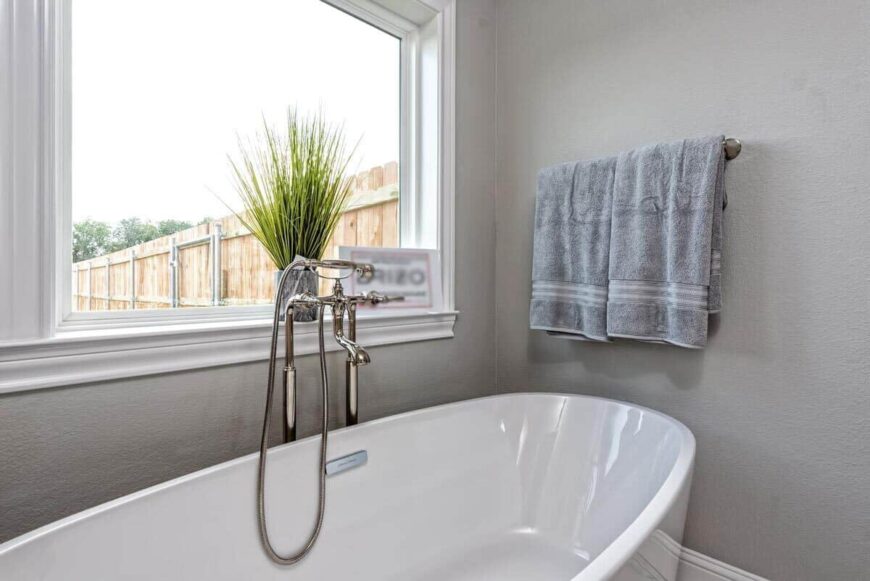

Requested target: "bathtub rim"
[
  {"left": 560, "top": 392, "right": 696, "bottom": 580},
  {"left": 0, "top": 391, "right": 696, "bottom": 580}
]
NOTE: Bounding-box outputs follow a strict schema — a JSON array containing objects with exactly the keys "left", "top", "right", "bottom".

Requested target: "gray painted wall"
[
  {"left": 0, "top": 0, "right": 498, "bottom": 543},
  {"left": 494, "top": 1, "right": 870, "bottom": 580}
]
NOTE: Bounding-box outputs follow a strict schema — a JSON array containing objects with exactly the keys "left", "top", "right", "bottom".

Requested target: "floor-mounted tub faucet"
[
  {"left": 280, "top": 259, "right": 402, "bottom": 442},
  {"left": 257, "top": 258, "right": 401, "bottom": 565}
]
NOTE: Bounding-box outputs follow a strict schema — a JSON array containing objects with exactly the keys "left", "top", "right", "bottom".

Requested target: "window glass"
[{"left": 71, "top": 0, "right": 400, "bottom": 311}]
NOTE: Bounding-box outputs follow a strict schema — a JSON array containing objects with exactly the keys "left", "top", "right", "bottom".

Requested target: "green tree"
[
  {"left": 156, "top": 219, "right": 193, "bottom": 237},
  {"left": 73, "top": 219, "right": 112, "bottom": 262},
  {"left": 111, "top": 218, "right": 160, "bottom": 251}
]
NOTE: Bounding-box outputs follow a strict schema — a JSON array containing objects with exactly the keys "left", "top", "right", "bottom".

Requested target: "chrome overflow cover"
[{"left": 325, "top": 450, "right": 368, "bottom": 476}]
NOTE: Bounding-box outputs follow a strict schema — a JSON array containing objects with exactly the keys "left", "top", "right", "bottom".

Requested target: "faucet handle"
[
  {"left": 365, "top": 291, "right": 405, "bottom": 305},
  {"left": 289, "top": 292, "right": 322, "bottom": 307}
]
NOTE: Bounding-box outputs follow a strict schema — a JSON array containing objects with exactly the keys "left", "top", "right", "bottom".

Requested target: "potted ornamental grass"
[{"left": 228, "top": 110, "right": 356, "bottom": 321}]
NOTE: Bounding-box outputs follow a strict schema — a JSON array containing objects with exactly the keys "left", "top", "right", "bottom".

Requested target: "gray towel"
[
  {"left": 530, "top": 156, "right": 617, "bottom": 341},
  {"left": 606, "top": 135, "right": 725, "bottom": 348}
]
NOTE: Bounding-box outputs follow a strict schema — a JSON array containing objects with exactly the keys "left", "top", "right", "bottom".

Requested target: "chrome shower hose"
[{"left": 256, "top": 268, "right": 329, "bottom": 565}]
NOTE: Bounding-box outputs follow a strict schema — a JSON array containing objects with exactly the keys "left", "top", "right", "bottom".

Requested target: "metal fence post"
[
  {"left": 105, "top": 258, "right": 111, "bottom": 309},
  {"left": 72, "top": 265, "right": 78, "bottom": 310},
  {"left": 169, "top": 237, "right": 178, "bottom": 308},
  {"left": 87, "top": 262, "right": 93, "bottom": 311},
  {"left": 211, "top": 223, "right": 222, "bottom": 306},
  {"left": 129, "top": 250, "right": 137, "bottom": 309}
]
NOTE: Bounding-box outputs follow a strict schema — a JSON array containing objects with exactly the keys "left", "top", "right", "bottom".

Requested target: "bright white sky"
[{"left": 72, "top": 0, "right": 400, "bottom": 224}]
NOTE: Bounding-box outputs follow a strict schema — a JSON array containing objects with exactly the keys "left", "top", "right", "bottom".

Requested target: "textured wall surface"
[
  {"left": 494, "top": 1, "right": 870, "bottom": 579},
  {"left": 0, "top": 0, "right": 498, "bottom": 543}
]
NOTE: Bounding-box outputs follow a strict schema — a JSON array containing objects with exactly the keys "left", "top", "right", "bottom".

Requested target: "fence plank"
[{"left": 382, "top": 201, "right": 398, "bottom": 248}]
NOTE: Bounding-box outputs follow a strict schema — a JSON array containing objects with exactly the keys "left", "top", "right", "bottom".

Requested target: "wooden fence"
[{"left": 72, "top": 162, "right": 399, "bottom": 311}]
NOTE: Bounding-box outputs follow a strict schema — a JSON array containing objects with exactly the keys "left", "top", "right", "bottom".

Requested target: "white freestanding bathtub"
[{"left": 0, "top": 393, "right": 695, "bottom": 580}]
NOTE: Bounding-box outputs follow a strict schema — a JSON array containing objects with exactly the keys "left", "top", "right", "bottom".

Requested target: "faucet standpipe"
[{"left": 345, "top": 301, "right": 359, "bottom": 426}]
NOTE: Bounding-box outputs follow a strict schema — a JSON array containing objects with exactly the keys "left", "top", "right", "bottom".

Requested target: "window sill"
[{"left": 0, "top": 310, "right": 457, "bottom": 394}]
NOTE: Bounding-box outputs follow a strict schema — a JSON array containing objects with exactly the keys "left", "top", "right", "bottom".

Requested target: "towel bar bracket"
[{"left": 724, "top": 137, "right": 741, "bottom": 161}]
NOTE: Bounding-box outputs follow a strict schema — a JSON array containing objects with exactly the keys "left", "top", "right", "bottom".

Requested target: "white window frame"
[{"left": 0, "top": 0, "right": 456, "bottom": 393}]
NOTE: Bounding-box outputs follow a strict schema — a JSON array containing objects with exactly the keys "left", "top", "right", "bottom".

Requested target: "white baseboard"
[
  {"left": 624, "top": 529, "right": 767, "bottom": 581},
  {"left": 678, "top": 546, "right": 769, "bottom": 581}
]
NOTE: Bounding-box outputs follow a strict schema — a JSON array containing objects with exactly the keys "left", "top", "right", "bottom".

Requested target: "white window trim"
[
  {"left": 0, "top": 310, "right": 458, "bottom": 394},
  {"left": 0, "top": 0, "right": 457, "bottom": 393}
]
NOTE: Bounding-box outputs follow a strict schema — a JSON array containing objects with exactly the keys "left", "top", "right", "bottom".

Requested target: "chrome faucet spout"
[
  {"left": 333, "top": 303, "right": 371, "bottom": 365},
  {"left": 338, "top": 335, "right": 371, "bottom": 366}
]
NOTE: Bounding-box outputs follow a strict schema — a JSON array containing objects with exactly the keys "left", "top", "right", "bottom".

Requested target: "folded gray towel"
[
  {"left": 606, "top": 135, "right": 725, "bottom": 348},
  {"left": 530, "top": 156, "right": 617, "bottom": 341}
]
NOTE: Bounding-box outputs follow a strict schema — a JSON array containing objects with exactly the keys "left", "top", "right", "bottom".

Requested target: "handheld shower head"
[{"left": 355, "top": 263, "right": 375, "bottom": 282}]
